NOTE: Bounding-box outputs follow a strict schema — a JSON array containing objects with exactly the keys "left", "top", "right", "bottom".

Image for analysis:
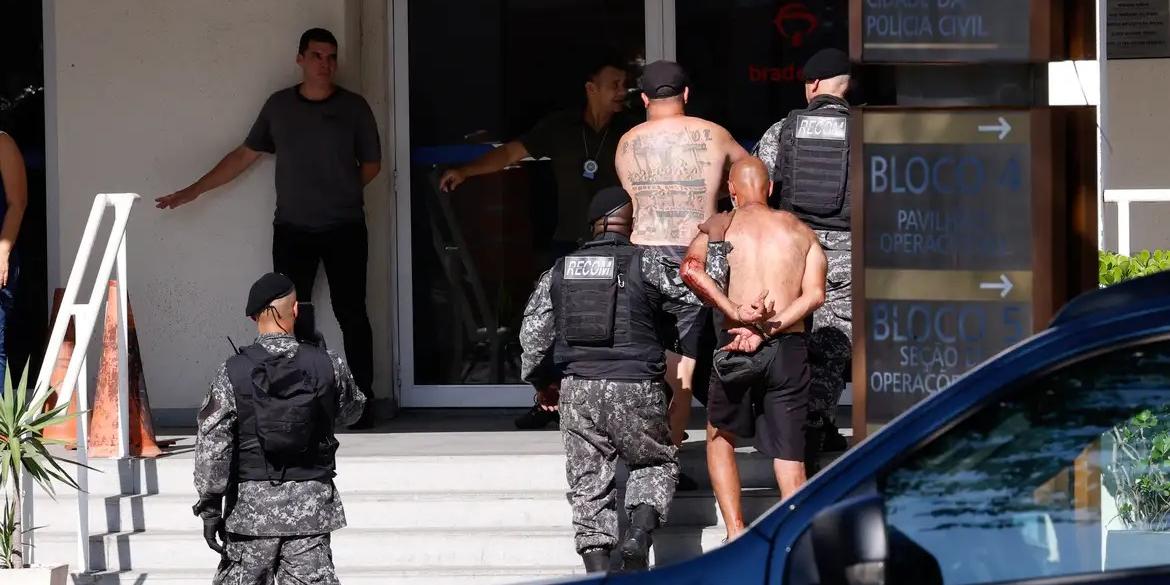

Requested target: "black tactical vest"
[
  {"left": 775, "top": 94, "right": 851, "bottom": 231},
  {"left": 550, "top": 236, "right": 665, "bottom": 380},
  {"left": 226, "top": 343, "right": 339, "bottom": 482}
]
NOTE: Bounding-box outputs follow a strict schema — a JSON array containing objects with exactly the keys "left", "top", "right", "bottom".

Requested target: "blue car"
[{"left": 553, "top": 271, "right": 1170, "bottom": 585}]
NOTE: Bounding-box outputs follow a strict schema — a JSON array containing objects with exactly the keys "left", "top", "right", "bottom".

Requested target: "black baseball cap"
[
  {"left": 588, "top": 187, "right": 632, "bottom": 223},
  {"left": 246, "top": 272, "right": 296, "bottom": 317},
  {"left": 640, "top": 60, "right": 689, "bottom": 99},
  {"left": 802, "top": 48, "right": 851, "bottom": 81}
]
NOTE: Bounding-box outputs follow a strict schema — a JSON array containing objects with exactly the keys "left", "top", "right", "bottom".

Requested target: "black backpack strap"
[
  {"left": 292, "top": 343, "right": 338, "bottom": 425},
  {"left": 223, "top": 344, "right": 271, "bottom": 481}
]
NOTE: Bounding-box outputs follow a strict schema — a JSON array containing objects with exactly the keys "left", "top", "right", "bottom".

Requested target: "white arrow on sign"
[
  {"left": 978, "top": 116, "right": 1012, "bottom": 141},
  {"left": 980, "top": 273, "right": 1014, "bottom": 298}
]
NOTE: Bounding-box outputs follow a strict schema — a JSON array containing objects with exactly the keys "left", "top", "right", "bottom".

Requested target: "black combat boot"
[
  {"left": 581, "top": 547, "right": 611, "bottom": 573},
  {"left": 620, "top": 504, "right": 658, "bottom": 571}
]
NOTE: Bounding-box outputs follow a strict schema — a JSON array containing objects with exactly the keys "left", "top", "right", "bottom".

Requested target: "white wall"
[
  {"left": 1103, "top": 59, "right": 1170, "bottom": 253},
  {"left": 47, "top": 0, "right": 394, "bottom": 421}
]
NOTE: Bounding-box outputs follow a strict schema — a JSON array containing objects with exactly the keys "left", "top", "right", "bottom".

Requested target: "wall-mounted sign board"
[
  {"left": 851, "top": 108, "right": 1097, "bottom": 438},
  {"left": 1107, "top": 0, "right": 1170, "bottom": 59},
  {"left": 850, "top": 0, "right": 1065, "bottom": 63}
]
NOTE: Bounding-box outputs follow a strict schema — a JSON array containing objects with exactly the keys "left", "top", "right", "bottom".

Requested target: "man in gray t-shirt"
[{"left": 158, "top": 28, "right": 382, "bottom": 429}]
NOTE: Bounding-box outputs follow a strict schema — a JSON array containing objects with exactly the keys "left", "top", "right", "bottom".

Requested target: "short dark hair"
[
  {"left": 583, "top": 53, "right": 628, "bottom": 84},
  {"left": 299, "top": 28, "right": 338, "bottom": 54}
]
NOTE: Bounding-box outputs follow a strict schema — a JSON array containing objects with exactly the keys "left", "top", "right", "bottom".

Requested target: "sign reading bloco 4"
[{"left": 852, "top": 109, "right": 1096, "bottom": 435}]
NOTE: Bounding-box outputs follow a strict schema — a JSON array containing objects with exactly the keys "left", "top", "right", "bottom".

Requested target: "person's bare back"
[
  {"left": 617, "top": 115, "right": 748, "bottom": 247},
  {"left": 681, "top": 157, "right": 827, "bottom": 343},
  {"left": 722, "top": 207, "right": 817, "bottom": 333}
]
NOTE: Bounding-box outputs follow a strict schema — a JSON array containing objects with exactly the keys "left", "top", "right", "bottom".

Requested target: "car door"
[{"left": 785, "top": 335, "right": 1170, "bottom": 585}]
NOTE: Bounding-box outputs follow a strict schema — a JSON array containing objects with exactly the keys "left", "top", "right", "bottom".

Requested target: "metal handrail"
[
  {"left": 1103, "top": 189, "right": 1170, "bottom": 257},
  {"left": 24, "top": 193, "right": 139, "bottom": 572}
]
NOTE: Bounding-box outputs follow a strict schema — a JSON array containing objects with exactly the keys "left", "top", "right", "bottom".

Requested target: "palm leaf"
[
  {"left": 14, "top": 365, "right": 28, "bottom": 420},
  {"left": 22, "top": 459, "right": 59, "bottom": 497},
  {"left": 1, "top": 360, "right": 85, "bottom": 510},
  {"left": 30, "top": 442, "right": 87, "bottom": 490}
]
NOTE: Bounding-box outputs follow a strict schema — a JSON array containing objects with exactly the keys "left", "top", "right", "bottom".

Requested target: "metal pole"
[
  {"left": 1097, "top": 0, "right": 1108, "bottom": 251},
  {"left": 75, "top": 354, "right": 91, "bottom": 572},
  {"left": 1117, "top": 199, "right": 1131, "bottom": 257},
  {"left": 115, "top": 235, "right": 131, "bottom": 459},
  {"left": 33, "top": 195, "right": 107, "bottom": 397}
]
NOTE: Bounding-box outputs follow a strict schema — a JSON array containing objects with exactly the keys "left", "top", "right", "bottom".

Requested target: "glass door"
[{"left": 394, "top": 0, "right": 649, "bottom": 406}]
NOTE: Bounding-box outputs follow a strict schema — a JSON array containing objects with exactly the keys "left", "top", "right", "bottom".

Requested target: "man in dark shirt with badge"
[
  {"left": 440, "top": 55, "right": 635, "bottom": 430},
  {"left": 158, "top": 28, "right": 382, "bottom": 428},
  {"left": 440, "top": 55, "right": 635, "bottom": 257}
]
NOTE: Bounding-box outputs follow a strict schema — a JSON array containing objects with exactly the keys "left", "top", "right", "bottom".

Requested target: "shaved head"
[
  {"left": 256, "top": 290, "right": 298, "bottom": 334},
  {"left": 728, "top": 158, "right": 771, "bottom": 206},
  {"left": 592, "top": 201, "right": 633, "bottom": 237},
  {"left": 806, "top": 74, "right": 850, "bottom": 103}
]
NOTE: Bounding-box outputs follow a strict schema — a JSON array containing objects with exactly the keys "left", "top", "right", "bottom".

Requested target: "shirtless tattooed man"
[
  {"left": 680, "top": 158, "right": 827, "bottom": 542},
  {"left": 616, "top": 61, "right": 750, "bottom": 450}
]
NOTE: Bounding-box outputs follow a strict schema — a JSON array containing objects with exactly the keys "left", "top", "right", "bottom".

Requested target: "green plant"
[
  {"left": 1099, "top": 250, "right": 1170, "bottom": 287},
  {"left": 1108, "top": 407, "right": 1170, "bottom": 531},
  {"left": 1100, "top": 250, "right": 1170, "bottom": 531},
  {"left": 0, "top": 363, "right": 83, "bottom": 569}
]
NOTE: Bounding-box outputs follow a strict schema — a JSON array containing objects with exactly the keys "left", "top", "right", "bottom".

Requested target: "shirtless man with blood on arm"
[{"left": 679, "top": 158, "right": 827, "bottom": 542}]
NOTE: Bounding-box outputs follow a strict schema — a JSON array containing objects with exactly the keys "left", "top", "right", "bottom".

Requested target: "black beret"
[
  {"left": 802, "top": 48, "right": 850, "bottom": 81},
  {"left": 246, "top": 272, "right": 295, "bottom": 317},
  {"left": 640, "top": 60, "right": 689, "bottom": 99},
  {"left": 588, "top": 187, "right": 632, "bottom": 224}
]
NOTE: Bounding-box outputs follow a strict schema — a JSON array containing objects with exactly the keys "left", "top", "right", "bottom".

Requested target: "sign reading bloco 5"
[{"left": 855, "top": 110, "right": 1060, "bottom": 432}]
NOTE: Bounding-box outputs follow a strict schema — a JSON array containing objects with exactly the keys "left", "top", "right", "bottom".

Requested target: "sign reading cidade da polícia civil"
[{"left": 859, "top": 0, "right": 1033, "bottom": 62}]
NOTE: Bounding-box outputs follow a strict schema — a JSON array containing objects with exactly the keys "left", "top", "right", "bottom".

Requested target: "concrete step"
[
  {"left": 33, "top": 489, "right": 781, "bottom": 534},
  {"left": 62, "top": 448, "right": 779, "bottom": 496},
  {"left": 36, "top": 526, "right": 730, "bottom": 573},
  {"left": 75, "top": 566, "right": 584, "bottom": 585}
]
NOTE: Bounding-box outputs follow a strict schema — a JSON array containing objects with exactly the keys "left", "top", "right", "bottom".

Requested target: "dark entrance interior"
[{"left": 0, "top": 0, "right": 48, "bottom": 382}]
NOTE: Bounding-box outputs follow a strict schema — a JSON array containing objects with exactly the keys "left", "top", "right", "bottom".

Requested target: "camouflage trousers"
[
  {"left": 808, "top": 230, "right": 853, "bottom": 427},
  {"left": 213, "top": 533, "right": 338, "bottom": 585},
  {"left": 560, "top": 377, "right": 679, "bottom": 554}
]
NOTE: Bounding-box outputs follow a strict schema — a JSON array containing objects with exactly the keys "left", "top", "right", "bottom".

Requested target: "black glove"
[{"left": 203, "top": 515, "right": 226, "bottom": 555}]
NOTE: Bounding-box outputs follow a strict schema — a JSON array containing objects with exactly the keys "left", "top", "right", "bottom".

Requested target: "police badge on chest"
[{"left": 582, "top": 159, "right": 599, "bottom": 180}]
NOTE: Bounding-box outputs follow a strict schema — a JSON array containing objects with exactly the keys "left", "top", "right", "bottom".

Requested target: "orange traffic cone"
[
  {"left": 43, "top": 288, "right": 81, "bottom": 447},
  {"left": 88, "top": 280, "right": 161, "bottom": 458}
]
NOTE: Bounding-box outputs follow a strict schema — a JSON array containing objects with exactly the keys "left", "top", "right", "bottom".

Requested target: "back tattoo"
[{"left": 623, "top": 127, "right": 715, "bottom": 242}]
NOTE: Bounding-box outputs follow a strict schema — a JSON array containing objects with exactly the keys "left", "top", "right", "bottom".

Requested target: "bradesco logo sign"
[
  {"left": 563, "top": 256, "right": 615, "bottom": 280},
  {"left": 750, "top": 1, "right": 820, "bottom": 83},
  {"left": 774, "top": 2, "right": 819, "bottom": 48}
]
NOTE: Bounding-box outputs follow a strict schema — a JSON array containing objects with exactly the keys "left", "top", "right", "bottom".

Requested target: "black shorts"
[
  {"left": 707, "top": 332, "right": 810, "bottom": 462},
  {"left": 644, "top": 245, "right": 709, "bottom": 359}
]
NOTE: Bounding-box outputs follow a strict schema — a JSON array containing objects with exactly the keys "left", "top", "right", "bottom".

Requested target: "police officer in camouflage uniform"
[
  {"left": 193, "top": 272, "right": 366, "bottom": 585},
  {"left": 520, "top": 187, "right": 730, "bottom": 573},
  {"left": 753, "top": 48, "right": 853, "bottom": 468}
]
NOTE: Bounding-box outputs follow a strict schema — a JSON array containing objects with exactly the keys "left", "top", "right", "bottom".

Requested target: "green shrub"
[
  {"left": 1100, "top": 250, "right": 1170, "bottom": 530},
  {"left": 1100, "top": 250, "right": 1170, "bottom": 287}
]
